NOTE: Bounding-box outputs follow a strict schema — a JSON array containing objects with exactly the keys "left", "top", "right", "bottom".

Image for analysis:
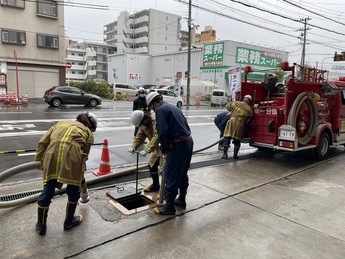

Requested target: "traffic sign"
[
  {"left": 66, "top": 61, "right": 72, "bottom": 69},
  {"left": 334, "top": 52, "right": 345, "bottom": 62}
]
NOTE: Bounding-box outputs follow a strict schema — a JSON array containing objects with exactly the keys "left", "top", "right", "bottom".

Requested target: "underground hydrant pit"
[{"left": 107, "top": 187, "right": 160, "bottom": 215}]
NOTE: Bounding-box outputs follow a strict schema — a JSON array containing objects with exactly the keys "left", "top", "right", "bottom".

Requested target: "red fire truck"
[{"left": 239, "top": 62, "right": 345, "bottom": 160}]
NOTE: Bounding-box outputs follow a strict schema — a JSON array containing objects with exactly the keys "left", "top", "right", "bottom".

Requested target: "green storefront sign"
[
  {"left": 236, "top": 46, "right": 282, "bottom": 68},
  {"left": 203, "top": 42, "right": 224, "bottom": 66}
]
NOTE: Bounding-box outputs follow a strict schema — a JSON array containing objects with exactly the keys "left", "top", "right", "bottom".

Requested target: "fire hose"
[
  {"left": 287, "top": 92, "right": 318, "bottom": 146},
  {"left": 0, "top": 138, "right": 223, "bottom": 208}
]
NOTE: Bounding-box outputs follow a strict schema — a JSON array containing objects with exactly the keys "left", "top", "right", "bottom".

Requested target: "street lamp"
[{"left": 321, "top": 56, "right": 333, "bottom": 70}]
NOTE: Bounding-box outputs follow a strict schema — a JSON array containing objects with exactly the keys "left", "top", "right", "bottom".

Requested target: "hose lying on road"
[{"left": 0, "top": 138, "right": 223, "bottom": 209}]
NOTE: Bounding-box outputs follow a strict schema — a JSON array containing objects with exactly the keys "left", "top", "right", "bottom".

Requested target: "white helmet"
[
  {"left": 130, "top": 110, "right": 144, "bottom": 127},
  {"left": 86, "top": 112, "right": 97, "bottom": 132},
  {"left": 243, "top": 95, "right": 252, "bottom": 102},
  {"left": 146, "top": 92, "right": 161, "bottom": 106}
]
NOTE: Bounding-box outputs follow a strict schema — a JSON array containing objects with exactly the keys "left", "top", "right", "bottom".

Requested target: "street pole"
[
  {"left": 321, "top": 56, "right": 333, "bottom": 70},
  {"left": 187, "top": 0, "right": 192, "bottom": 106}
]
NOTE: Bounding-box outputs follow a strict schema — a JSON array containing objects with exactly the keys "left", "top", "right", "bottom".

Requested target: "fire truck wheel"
[{"left": 314, "top": 132, "right": 330, "bottom": 160}]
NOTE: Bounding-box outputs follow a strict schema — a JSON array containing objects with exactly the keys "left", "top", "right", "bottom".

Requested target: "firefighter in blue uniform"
[
  {"left": 146, "top": 92, "right": 193, "bottom": 215},
  {"left": 133, "top": 87, "right": 150, "bottom": 136},
  {"left": 214, "top": 111, "right": 231, "bottom": 150}
]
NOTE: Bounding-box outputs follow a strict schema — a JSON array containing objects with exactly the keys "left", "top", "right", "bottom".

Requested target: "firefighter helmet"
[
  {"left": 243, "top": 95, "right": 252, "bottom": 102},
  {"left": 86, "top": 112, "right": 97, "bottom": 132},
  {"left": 146, "top": 92, "right": 162, "bottom": 106},
  {"left": 130, "top": 110, "right": 145, "bottom": 127}
]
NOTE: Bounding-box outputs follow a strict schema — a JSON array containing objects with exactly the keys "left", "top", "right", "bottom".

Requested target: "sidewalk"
[{"left": 1, "top": 151, "right": 345, "bottom": 259}]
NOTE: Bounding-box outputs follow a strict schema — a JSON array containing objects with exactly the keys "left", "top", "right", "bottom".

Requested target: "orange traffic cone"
[{"left": 93, "top": 139, "right": 113, "bottom": 176}]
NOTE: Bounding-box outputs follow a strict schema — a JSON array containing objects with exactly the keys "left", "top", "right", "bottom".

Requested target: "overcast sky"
[{"left": 64, "top": 0, "right": 345, "bottom": 71}]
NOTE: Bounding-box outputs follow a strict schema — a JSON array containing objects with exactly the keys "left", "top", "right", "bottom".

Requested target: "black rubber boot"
[
  {"left": 221, "top": 146, "right": 228, "bottom": 159},
  {"left": 154, "top": 195, "right": 176, "bottom": 215},
  {"left": 234, "top": 147, "right": 240, "bottom": 159},
  {"left": 174, "top": 190, "right": 187, "bottom": 209},
  {"left": 36, "top": 205, "right": 49, "bottom": 235},
  {"left": 143, "top": 172, "right": 160, "bottom": 192},
  {"left": 64, "top": 201, "right": 83, "bottom": 230}
]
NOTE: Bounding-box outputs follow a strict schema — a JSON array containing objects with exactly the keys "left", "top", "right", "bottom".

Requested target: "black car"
[{"left": 43, "top": 86, "right": 102, "bottom": 107}]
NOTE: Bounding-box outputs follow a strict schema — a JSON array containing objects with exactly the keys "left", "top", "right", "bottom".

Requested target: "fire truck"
[{"left": 239, "top": 61, "right": 345, "bottom": 160}]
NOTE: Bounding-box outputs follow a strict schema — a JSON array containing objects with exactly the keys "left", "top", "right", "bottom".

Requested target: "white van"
[{"left": 211, "top": 89, "right": 228, "bottom": 107}]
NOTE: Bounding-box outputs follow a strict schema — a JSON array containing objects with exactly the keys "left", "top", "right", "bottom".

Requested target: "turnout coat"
[
  {"left": 131, "top": 119, "right": 162, "bottom": 167},
  {"left": 35, "top": 120, "right": 94, "bottom": 187},
  {"left": 223, "top": 101, "right": 253, "bottom": 140}
]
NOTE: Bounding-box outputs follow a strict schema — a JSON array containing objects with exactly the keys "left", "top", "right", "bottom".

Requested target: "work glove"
[
  {"left": 139, "top": 150, "right": 148, "bottom": 157},
  {"left": 128, "top": 147, "right": 135, "bottom": 154}
]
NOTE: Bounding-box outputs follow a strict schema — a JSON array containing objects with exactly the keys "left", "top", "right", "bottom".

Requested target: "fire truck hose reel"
[{"left": 287, "top": 92, "right": 318, "bottom": 145}]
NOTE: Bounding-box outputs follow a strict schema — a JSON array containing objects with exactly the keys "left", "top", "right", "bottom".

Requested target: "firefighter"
[
  {"left": 133, "top": 87, "right": 150, "bottom": 136},
  {"left": 214, "top": 111, "right": 231, "bottom": 150},
  {"left": 34, "top": 112, "right": 97, "bottom": 235},
  {"left": 128, "top": 110, "right": 162, "bottom": 192},
  {"left": 222, "top": 95, "right": 253, "bottom": 159},
  {"left": 146, "top": 92, "right": 193, "bottom": 215}
]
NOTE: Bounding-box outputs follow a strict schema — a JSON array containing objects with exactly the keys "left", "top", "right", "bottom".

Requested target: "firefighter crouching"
[
  {"left": 222, "top": 95, "right": 253, "bottom": 159},
  {"left": 128, "top": 110, "right": 162, "bottom": 192}
]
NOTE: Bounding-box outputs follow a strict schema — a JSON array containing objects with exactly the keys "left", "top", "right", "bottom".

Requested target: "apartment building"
[
  {"left": 179, "top": 28, "right": 200, "bottom": 50},
  {"left": 0, "top": 0, "right": 65, "bottom": 98},
  {"left": 66, "top": 41, "right": 116, "bottom": 82},
  {"left": 104, "top": 9, "right": 181, "bottom": 55}
]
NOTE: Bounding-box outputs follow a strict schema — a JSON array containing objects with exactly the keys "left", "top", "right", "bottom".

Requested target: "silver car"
[
  {"left": 43, "top": 86, "right": 102, "bottom": 107},
  {"left": 149, "top": 89, "right": 184, "bottom": 108}
]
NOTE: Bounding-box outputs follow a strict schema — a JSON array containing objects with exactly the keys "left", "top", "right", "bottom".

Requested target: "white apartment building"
[
  {"left": 104, "top": 9, "right": 181, "bottom": 55},
  {"left": 66, "top": 41, "right": 116, "bottom": 82},
  {"left": 0, "top": 0, "right": 66, "bottom": 98}
]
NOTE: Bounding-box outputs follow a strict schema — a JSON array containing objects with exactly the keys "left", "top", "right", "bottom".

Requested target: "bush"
[{"left": 70, "top": 81, "right": 113, "bottom": 99}]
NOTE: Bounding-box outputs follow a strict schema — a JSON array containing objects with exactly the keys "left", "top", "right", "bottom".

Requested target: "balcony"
[
  {"left": 134, "top": 46, "right": 149, "bottom": 53},
  {"left": 134, "top": 36, "right": 149, "bottom": 44}
]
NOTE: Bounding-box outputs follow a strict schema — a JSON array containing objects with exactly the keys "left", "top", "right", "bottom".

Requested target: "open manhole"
[{"left": 106, "top": 186, "right": 160, "bottom": 215}]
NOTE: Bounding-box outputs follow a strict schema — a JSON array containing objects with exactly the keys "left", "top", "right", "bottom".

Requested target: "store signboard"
[
  {"left": 236, "top": 47, "right": 282, "bottom": 68},
  {"left": 202, "top": 42, "right": 224, "bottom": 66}
]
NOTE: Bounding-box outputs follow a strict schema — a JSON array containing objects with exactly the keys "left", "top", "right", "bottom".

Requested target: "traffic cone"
[{"left": 93, "top": 139, "right": 113, "bottom": 176}]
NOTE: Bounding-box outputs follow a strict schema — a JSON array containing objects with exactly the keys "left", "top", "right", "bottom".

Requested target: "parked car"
[
  {"left": 149, "top": 89, "right": 183, "bottom": 108},
  {"left": 211, "top": 89, "right": 229, "bottom": 107},
  {"left": 110, "top": 83, "right": 138, "bottom": 100},
  {"left": 43, "top": 86, "right": 102, "bottom": 107}
]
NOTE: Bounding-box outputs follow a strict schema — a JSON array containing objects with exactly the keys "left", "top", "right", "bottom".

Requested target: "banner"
[{"left": 228, "top": 65, "right": 241, "bottom": 93}]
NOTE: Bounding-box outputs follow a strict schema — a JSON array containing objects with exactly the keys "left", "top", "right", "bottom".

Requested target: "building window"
[
  {"left": 37, "top": 0, "right": 57, "bottom": 17},
  {"left": 0, "top": 0, "right": 25, "bottom": 8},
  {"left": 166, "top": 26, "right": 168, "bottom": 31},
  {"left": 1, "top": 29, "right": 26, "bottom": 45},
  {"left": 166, "top": 16, "right": 168, "bottom": 21},
  {"left": 165, "top": 46, "right": 167, "bottom": 51},
  {"left": 37, "top": 34, "right": 59, "bottom": 49}
]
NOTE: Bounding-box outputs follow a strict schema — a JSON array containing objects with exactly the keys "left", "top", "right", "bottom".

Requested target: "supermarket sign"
[
  {"left": 203, "top": 42, "right": 224, "bottom": 66},
  {"left": 236, "top": 47, "right": 282, "bottom": 68}
]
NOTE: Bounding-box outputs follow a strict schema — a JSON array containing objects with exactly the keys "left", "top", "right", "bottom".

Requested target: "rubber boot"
[
  {"left": 64, "top": 201, "right": 83, "bottom": 230},
  {"left": 233, "top": 147, "right": 240, "bottom": 160},
  {"left": 36, "top": 205, "right": 49, "bottom": 235},
  {"left": 174, "top": 190, "right": 187, "bottom": 209},
  {"left": 221, "top": 146, "right": 228, "bottom": 159},
  {"left": 154, "top": 195, "right": 176, "bottom": 215},
  {"left": 143, "top": 172, "right": 160, "bottom": 192}
]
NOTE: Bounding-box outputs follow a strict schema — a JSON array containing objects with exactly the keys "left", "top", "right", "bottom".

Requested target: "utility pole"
[
  {"left": 187, "top": 0, "right": 192, "bottom": 106},
  {"left": 299, "top": 17, "right": 311, "bottom": 67}
]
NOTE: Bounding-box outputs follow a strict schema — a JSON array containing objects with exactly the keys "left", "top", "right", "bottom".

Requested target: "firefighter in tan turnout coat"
[
  {"left": 128, "top": 110, "right": 162, "bottom": 192},
  {"left": 34, "top": 112, "right": 97, "bottom": 235},
  {"left": 222, "top": 95, "right": 253, "bottom": 159}
]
